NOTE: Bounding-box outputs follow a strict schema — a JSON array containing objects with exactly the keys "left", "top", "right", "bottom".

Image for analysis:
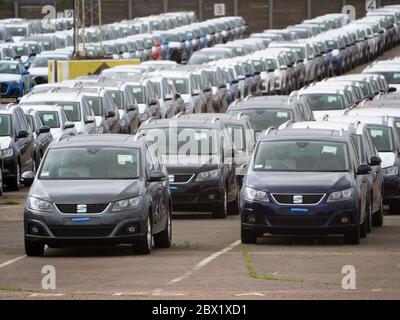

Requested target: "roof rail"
[
  {"left": 6, "top": 103, "right": 15, "bottom": 109},
  {"left": 279, "top": 119, "right": 295, "bottom": 129},
  {"left": 174, "top": 111, "right": 185, "bottom": 118},
  {"left": 56, "top": 133, "right": 73, "bottom": 142},
  {"left": 236, "top": 112, "right": 243, "bottom": 120},
  {"left": 145, "top": 116, "right": 157, "bottom": 125},
  {"left": 265, "top": 126, "right": 275, "bottom": 135},
  {"left": 244, "top": 95, "right": 253, "bottom": 101},
  {"left": 231, "top": 98, "right": 241, "bottom": 108}
]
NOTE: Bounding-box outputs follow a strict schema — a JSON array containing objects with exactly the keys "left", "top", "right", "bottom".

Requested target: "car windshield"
[
  {"left": 23, "top": 101, "right": 81, "bottom": 122},
  {"left": 189, "top": 52, "right": 228, "bottom": 64},
  {"left": 6, "top": 26, "right": 27, "bottom": 37},
  {"left": 304, "top": 94, "right": 346, "bottom": 111},
  {"left": 109, "top": 90, "right": 123, "bottom": 109},
  {"left": 233, "top": 109, "right": 294, "bottom": 132},
  {"left": 13, "top": 46, "right": 28, "bottom": 56},
  {"left": 368, "top": 126, "right": 394, "bottom": 152},
  {"left": 130, "top": 85, "right": 146, "bottom": 104},
  {"left": 0, "top": 114, "right": 11, "bottom": 136},
  {"left": 86, "top": 96, "right": 102, "bottom": 116},
  {"left": 170, "top": 78, "right": 189, "bottom": 94},
  {"left": 0, "top": 29, "right": 5, "bottom": 41},
  {"left": 254, "top": 140, "right": 349, "bottom": 172},
  {"left": 0, "top": 63, "right": 19, "bottom": 74},
  {"left": 30, "top": 57, "right": 49, "bottom": 68},
  {"left": 39, "top": 147, "right": 140, "bottom": 180},
  {"left": 377, "top": 71, "right": 400, "bottom": 85},
  {"left": 38, "top": 111, "right": 60, "bottom": 128},
  {"left": 143, "top": 127, "right": 219, "bottom": 156}
]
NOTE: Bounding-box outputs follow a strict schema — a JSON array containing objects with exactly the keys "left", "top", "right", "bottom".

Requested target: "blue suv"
[{"left": 240, "top": 128, "right": 371, "bottom": 245}]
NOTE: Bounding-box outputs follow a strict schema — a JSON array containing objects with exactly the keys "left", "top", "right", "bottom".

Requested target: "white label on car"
[
  {"left": 370, "top": 129, "right": 383, "bottom": 137},
  {"left": 322, "top": 146, "right": 337, "bottom": 154},
  {"left": 63, "top": 105, "right": 74, "bottom": 111},
  {"left": 194, "top": 132, "right": 208, "bottom": 140},
  {"left": 118, "top": 154, "right": 133, "bottom": 165},
  {"left": 277, "top": 112, "right": 289, "bottom": 118},
  {"left": 43, "top": 114, "right": 55, "bottom": 122}
]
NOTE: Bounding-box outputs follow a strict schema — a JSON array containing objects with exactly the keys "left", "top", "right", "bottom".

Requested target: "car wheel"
[
  {"left": 343, "top": 226, "right": 360, "bottom": 245},
  {"left": 133, "top": 216, "right": 152, "bottom": 254},
  {"left": 228, "top": 187, "right": 240, "bottom": 215},
  {"left": 8, "top": 162, "right": 21, "bottom": 191},
  {"left": 154, "top": 208, "right": 172, "bottom": 248},
  {"left": 372, "top": 196, "right": 384, "bottom": 227},
  {"left": 25, "top": 238, "right": 45, "bottom": 256},
  {"left": 241, "top": 226, "right": 257, "bottom": 244},
  {"left": 213, "top": 189, "right": 228, "bottom": 219}
]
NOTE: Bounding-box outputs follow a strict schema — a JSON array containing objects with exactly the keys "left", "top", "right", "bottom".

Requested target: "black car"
[
  {"left": 139, "top": 116, "right": 240, "bottom": 219},
  {"left": 0, "top": 104, "right": 34, "bottom": 191},
  {"left": 241, "top": 128, "right": 371, "bottom": 245},
  {"left": 23, "top": 134, "right": 172, "bottom": 256},
  {"left": 23, "top": 108, "right": 53, "bottom": 171}
]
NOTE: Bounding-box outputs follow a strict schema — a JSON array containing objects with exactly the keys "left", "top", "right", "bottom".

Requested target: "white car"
[{"left": 363, "top": 63, "right": 400, "bottom": 92}]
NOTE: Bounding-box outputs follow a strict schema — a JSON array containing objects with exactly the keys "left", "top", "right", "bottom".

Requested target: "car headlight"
[
  {"left": 243, "top": 187, "right": 269, "bottom": 202},
  {"left": 1, "top": 148, "right": 13, "bottom": 158},
  {"left": 195, "top": 169, "right": 221, "bottom": 181},
  {"left": 327, "top": 188, "right": 354, "bottom": 202},
  {"left": 112, "top": 196, "right": 143, "bottom": 212},
  {"left": 383, "top": 166, "right": 398, "bottom": 176},
  {"left": 27, "top": 197, "right": 52, "bottom": 212}
]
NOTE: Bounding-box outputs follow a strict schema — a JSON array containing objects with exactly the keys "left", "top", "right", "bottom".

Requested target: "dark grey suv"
[{"left": 23, "top": 134, "right": 172, "bottom": 256}]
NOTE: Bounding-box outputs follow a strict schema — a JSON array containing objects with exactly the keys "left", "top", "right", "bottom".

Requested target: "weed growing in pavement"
[
  {"left": 242, "top": 250, "right": 303, "bottom": 282},
  {"left": 171, "top": 240, "right": 202, "bottom": 250}
]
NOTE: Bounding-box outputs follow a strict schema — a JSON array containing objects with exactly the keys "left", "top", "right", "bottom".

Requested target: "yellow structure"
[{"left": 48, "top": 59, "right": 140, "bottom": 83}]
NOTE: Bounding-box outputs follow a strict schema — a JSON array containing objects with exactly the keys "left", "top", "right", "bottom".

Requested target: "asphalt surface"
[{"left": 1, "top": 45, "right": 400, "bottom": 300}]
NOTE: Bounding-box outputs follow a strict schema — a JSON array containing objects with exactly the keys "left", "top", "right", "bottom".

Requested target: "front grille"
[
  {"left": 0, "top": 83, "right": 8, "bottom": 94},
  {"left": 171, "top": 174, "right": 193, "bottom": 183},
  {"left": 268, "top": 217, "right": 327, "bottom": 227},
  {"left": 272, "top": 194, "right": 324, "bottom": 205},
  {"left": 55, "top": 203, "right": 109, "bottom": 214},
  {"left": 50, "top": 226, "right": 114, "bottom": 238}
]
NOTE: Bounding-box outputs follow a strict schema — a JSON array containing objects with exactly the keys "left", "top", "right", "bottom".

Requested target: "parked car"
[
  {"left": 23, "top": 134, "right": 172, "bottom": 256},
  {"left": 241, "top": 127, "right": 370, "bottom": 244},
  {"left": 0, "top": 60, "right": 32, "bottom": 99},
  {"left": 0, "top": 104, "right": 34, "bottom": 191}
]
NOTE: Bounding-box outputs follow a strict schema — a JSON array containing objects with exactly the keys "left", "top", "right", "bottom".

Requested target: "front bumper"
[
  {"left": 24, "top": 206, "right": 148, "bottom": 245},
  {"left": 169, "top": 179, "right": 224, "bottom": 211},
  {"left": 1, "top": 156, "right": 17, "bottom": 180},
  {"left": 241, "top": 198, "right": 358, "bottom": 235}
]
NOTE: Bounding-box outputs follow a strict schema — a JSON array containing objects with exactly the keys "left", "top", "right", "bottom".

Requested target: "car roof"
[
  {"left": 349, "top": 107, "right": 400, "bottom": 117},
  {"left": 140, "top": 118, "right": 221, "bottom": 130},
  {"left": 21, "top": 91, "right": 83, "bottom": 103},
  {"left": 259, "top": 128, "right": 351, "bottom": 142},
  {"left": 229, "top": 97, "right": 296, "bottom": 110},
  {"left": 52, "top": 134, "right": 143, "bottom": 149}
]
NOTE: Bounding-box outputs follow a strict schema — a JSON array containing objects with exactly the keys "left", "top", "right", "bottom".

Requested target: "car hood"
[
  {"left": 50, "top": 128, "right": 63, "bottom": 140},
  {"left": 378, "top": 152, "right": 395, "bottom": 169},
  {"left": 29, "top": 67, "right": 48, "bottom": 77},
  {"left": 313, "top": 110, "right": 347, "bottom": 121},
  {"left": 0, "top": 74, "right": 21, "bottom": 82},
  {"left": 30, "top": 179, "right": 141, "bottom": 203},
  {"left": 162, "top": 154, "right": 220, "bottom": 174},
  {"left": 0, "top": 136, "right": 12, "bottom": 150},
  {"left": 247, "top": 171, "right": 351, "bottom": 194}
]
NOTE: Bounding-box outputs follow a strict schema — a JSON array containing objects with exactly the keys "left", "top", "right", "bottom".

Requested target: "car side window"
[
  {"left": 13, "top": 112, "right": 22, "bottom": 135},
  {"left": 145, "top": 145, "right": 155, "bottom": 175},
  {"left": 16, "top": 109, "right": 28, "bottom": 132},
  {"left": 148, "top": 143, "right": 161, "bottom": 171}
]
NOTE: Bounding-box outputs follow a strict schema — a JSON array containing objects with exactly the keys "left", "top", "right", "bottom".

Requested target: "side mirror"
[
  {"left": 17, "top": 130, "right": 29, "bottom": 138},
  {"left": 238, "top": 75, "right": 245, "bottom": 81},
  {"left": 106, "top": 110, "right": 116, "bottom": 118},
  {"left": 127, "top": 104, "right": 136, "bottom": 111},
  {"left": 230, "top": 79, "right": 239, "bottom": 84},
  {"left": 279, "top": 65, "right": 287, "bottom": 70},
  {"left": 174, "top": 93, "right": 181, "bottom": 99},
  {"left": 369, "top": 156, "right": 382, "bottom": 166},
  {"left": 21, "top": 171, "right": 35, "bottom": 186},
  {"left": 38, "top": 126, "right": 50, "bottom": 134},
  {"left": 388, "top": 87, "right": 397, "bottom": 93},
  {"left": 149, "top": 99, "right": 158, "bottom": 106},
  {"left": 267, "top": 68, "right": 275, "bottom": 73},
  {"left": 85, "top": 115, "right": 95, "bottom": 124},
  {"left": 164, "top": 94, "right": 173, "bottom": 101},
  {"left": 297, "top": 59, "right": 304, "bottom": 63},
  {"left": 219, "top": 84, "right": 226, "bottom": 89},
  {"left": 192, "top": 89, "right": 200, "bottom": 96},
  {"left": 356, "top": 164, "right": 372, "bottom": 175},
  {"left": 148, "top": 170, "right": 166, "bottom": 182},
  {"left": 203, "top": 87, "right": 212, "bottom": 93},
  {"left": 64, "top": 121, "right": 75, "bottom": 129}
]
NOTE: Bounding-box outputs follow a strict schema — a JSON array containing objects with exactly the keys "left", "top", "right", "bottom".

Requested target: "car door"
[
  {"left": 222, "top": 128, "right": 238, "bottom": 203},
  {"left": 14, "top": 109, "right": 33, "bottom": 172},
  {"left": 145, "top": 144, "right": 162, "bottom": 233}
]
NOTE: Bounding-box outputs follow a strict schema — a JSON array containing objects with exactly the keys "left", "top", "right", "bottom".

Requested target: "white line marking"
[
  {"left": 0, "top": 255, "right": 26, "bottom": 268},
  {"left": 235, "top": 292, "right": 265, "bottom": 297},
  {"left": 167, "top": 240, "right": 241, "bottom": 285},
  {"left": 30, "top": 293, "right": 65, "bottom": 297}
]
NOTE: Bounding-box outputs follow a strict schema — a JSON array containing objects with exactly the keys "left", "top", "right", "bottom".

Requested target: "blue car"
[
  {"left": 0, "top": 60, "right": 31, "bottom": 99},
  {"left": 240, "top": 128, "right": 371, "bottom": 245}
]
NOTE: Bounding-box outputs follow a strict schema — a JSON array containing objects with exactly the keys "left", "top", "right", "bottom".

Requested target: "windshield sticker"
[
  {"left": 277, "top": 112, "right": 289, "bottom": 118},
  {"left": 118, "top": 154, "right": 133, "bottom": 165},
  {"left": 322, "top": 146, "right": 337, "bottom": 154},
  {"left": 370, "top": 129, "right": 383, "bottom": 138}
]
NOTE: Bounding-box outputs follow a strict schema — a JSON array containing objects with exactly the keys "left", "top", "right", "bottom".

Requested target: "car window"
[
  {"left": 225, "top": 124, "right": 246, "bottom": 151},
  {"left": 16, "top": 109, "right": 28, "bottom": 131},
  {"left": 38, "top": 111, "right": 60, "bottom": 128},
  {"left": 145, "top": 145, "right": 155, "bottom": 173},
  {"left": 253, "top": 140, "right": 349, "bottom": 172},
  {"left": 304, "top": 94, "right": 346, "bottom": 111},
  {"left": 86, "top": 96, "right": 102, "bottom": 116},
  {"left": 368, "top": 126, "right": 394, "bottom": 152},
  {"left": 13, "top": 113, "right": 22, "bottom": 134},
  {"left": 0, "top": 63, "right": 19, "bottom": 74},
  {"left": 231, "top": 109, "right": 294, "bottom": 132},
  {"left": 40, "top": 147, "right": 140, "bottom": 179},
  {"left": 0, "top": 114, "right": 11, "bottom": 136}
]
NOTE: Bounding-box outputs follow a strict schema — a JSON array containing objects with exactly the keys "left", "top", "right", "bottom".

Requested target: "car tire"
[
  {"left": 213, "top": 189, "right": 228, "bottom": 219},
  {"left": 133, "top": 216, "right": 152, "bottom": 255},
  {"left": 25, "top": 239, "right": 45, "bottom": 256},
  {"left": 241, "top": 226, "right": 257, "bottom": 244},
  {"left": 343, "top": 226, "right": 360, "bottom": 245},
  {"left": 7, "top": 162, "right": 21, "bottom": 191},
  {"left": 154, "top": 208, "right": 172, "bottom": 249},
  {"left": 372, "top": 197, "right": 384, "bottom": 227}
]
